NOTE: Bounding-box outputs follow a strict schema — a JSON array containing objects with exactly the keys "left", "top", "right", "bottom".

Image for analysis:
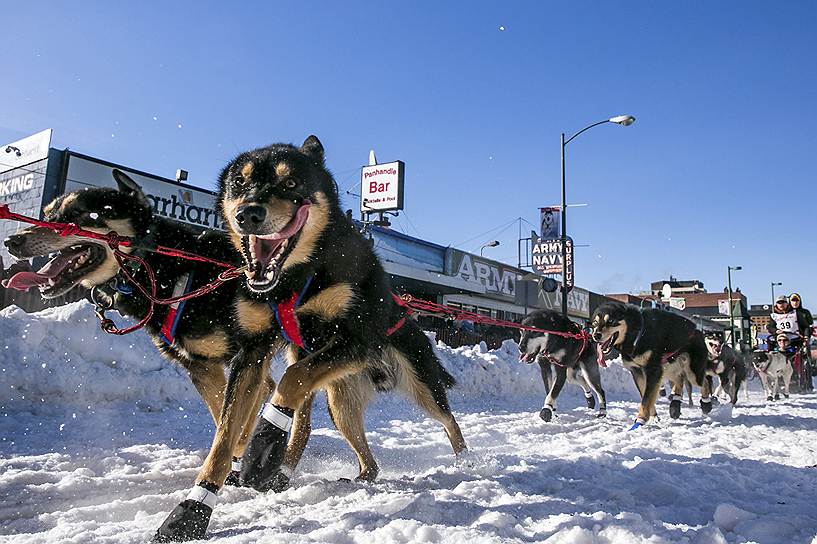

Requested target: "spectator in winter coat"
[{"left": 789, "top": 293, "right": 814, "bottom": 338}]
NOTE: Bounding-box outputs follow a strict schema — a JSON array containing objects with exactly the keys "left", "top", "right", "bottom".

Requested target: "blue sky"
[{"left": 2, "top": 1, "right": 816, "bottom": 307}]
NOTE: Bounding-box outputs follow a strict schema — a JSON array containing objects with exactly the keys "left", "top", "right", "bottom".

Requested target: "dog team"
[{"left": 2, "top": 136, "right": 811, "bottom": 542}]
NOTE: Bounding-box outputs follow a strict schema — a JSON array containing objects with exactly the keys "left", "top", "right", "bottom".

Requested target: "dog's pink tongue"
[
  {"left": 2, "top": 254, "right": 74, "bottom": 291},
  {"left": 596, "top": 343, "right": 608, "bottom": 368},
  {"left": 253, "top": 237, "right": 284, "bottom": 265},
  {"left": 257, "top": 201, "right": 311, "bottom": 241}
]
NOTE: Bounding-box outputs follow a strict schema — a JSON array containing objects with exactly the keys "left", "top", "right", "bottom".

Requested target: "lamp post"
[
  {"left": 480, "top": 240, "right": 500, "bottom": 257},
  {"left": 560, "top": 115, "right": 635, "bottom": 316},
  {"left": 727, "top": 266, "right": 742, "bottom": 349},
  {"left": 771, "top": 281, "right": 782, "bottom": 306}
]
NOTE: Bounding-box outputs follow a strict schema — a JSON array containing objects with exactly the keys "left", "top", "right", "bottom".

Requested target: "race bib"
[{"left": 771, "top": 311, "right": 798, "bottom": 333}]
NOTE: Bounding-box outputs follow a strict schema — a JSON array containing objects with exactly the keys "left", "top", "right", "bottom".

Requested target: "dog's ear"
[
  {"left": 300, "top": 135, "right": 325, "bottom": 164},
  {"left": 112, "top": 169, "right": 149, "bottom": 207}
]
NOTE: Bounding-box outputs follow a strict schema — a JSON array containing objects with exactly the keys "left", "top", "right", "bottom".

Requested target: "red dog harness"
[
  {"left": 270, "top": 279, "right": 409, "bottom": 352},
  {"left": 160, "top": 272, "right": 195, "bottom": 345}
]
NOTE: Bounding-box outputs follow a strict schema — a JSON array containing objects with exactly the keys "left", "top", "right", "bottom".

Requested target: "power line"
[
  {"left": 451, "top": 216, "right": 521, "bottom": 248},
  {"left": 469, "top": 219, "right": 518, "bottom": 253},
  {"left": 401, "top": 209, "right": 422, "bottom": 237}
]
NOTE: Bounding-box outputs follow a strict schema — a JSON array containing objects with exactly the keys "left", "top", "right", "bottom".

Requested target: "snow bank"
[
  {"left": 433, "top": 337, "right": 638, "bottom": 402},
  {"left": 1, "top": 302, "right": 638, "bottom": 410},
  {"left": 0, "top": 302, "right": 197, "bottom": 409}
]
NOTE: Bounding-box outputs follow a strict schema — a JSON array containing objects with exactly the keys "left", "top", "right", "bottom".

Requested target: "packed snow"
[{"left": 2, "top": 302, "right": 817, "bottom": 543}]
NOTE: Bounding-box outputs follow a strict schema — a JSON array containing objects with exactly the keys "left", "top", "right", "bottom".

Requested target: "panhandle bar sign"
[
  {"left": 360, "top": 161, "right": 405, "bottom": 213},
  {"left": 531, "top": 236, "right": 574, "bottom": 291}
]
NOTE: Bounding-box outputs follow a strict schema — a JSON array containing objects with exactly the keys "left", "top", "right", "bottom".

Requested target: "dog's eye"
[{"left": 284, "top": 179, "right": 297, "bottom": 189}]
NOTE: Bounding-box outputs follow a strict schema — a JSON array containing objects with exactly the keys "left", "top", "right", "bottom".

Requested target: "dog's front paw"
[
  {"left": 240, "top": 405, "right": 293, "bottom": 492},
  {"left": 585, "top": 393, "right": 596, "bottom": 409},
  {"left": 152, "top": 485, "right": 216, "bottom": 543},
  {"left": 669, "top": 398, "right": 682, "bottom": 419},
  {"left": 628, "top": 417, "right": 646, "bottom": 431},
  {"left": 539, "top": 406, "right": 554, "bottom": 422},
  {"left": 224, "top": 471, "right": 242, "bottom": 487},
  {"left": 224, "top": 458, "right": 243, "bottom": 487},
  {"left": 700, "top": 398, "right": 713, "bottom": 414},
  {"left": 267, "top": 469, "right": 293, "bottom": 492}
]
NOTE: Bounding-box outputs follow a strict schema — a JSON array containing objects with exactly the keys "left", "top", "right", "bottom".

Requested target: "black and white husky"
[
  {"left": 519, "top": 310, "right": 607, "bottom": 421},
  {"left": 751, "top": 350, "right": 793, "bottom": 401}
]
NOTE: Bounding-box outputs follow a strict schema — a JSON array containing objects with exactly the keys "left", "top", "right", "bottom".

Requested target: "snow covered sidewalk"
[{"left": 2, "top": 302, "right": 817, "bottom": 543}]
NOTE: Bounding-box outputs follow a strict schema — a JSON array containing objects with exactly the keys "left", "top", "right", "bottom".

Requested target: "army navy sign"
[
  {"left": 531, "top": 236, "right": 574, "bottom": 289},
  {"left": 446, "top": 249, "right": 518, "bottom": 300}
]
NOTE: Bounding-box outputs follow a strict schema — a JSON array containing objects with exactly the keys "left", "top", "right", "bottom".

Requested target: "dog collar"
[{"left": 622, "top": 313, "right": 645, "bottom": 359}]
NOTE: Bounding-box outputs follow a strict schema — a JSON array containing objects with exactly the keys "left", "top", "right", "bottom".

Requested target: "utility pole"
[{"left": 727, "top": 266, "right": 742, "bottom": 349}]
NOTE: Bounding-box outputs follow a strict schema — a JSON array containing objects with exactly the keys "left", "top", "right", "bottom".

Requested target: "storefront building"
[{"left": 2, "top": 129, "right": 591, "bottom": 333}]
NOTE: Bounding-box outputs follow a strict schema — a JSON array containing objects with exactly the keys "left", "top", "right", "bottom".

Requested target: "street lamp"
[
  {"left": 727, "top": 266, "right": 742, "bottom": 349},
  {"left": 480, "top": 240, "right": 500, "bottom": 257},
  {"left": 560, "top": 115, "right": 636, "bottom": 316},
  {"left": 771, "top": 281, "right": 782, "bottom": 306}
]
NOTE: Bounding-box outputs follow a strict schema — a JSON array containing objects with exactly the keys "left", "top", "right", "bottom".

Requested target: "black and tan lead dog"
[
  {"left": 591, "top": 302, "right": 712, "bottom": 428},
  {"left": 2, "top": 173, "right": 294, "bottom": 543},
  {"left": 217, "top": 135, "right": 468, "bottom": 495},
  {"left": 518, "top": 309, "right": 607, "bottom": 421}
]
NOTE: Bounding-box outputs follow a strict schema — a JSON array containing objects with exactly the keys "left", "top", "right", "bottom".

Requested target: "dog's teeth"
[{"left": 248, "top": 236, "right": 258, "bottom": 260}]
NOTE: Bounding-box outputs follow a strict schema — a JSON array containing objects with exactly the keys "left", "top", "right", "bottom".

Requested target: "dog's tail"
[{"left": 439, "top": 366, "right": 457, "bottom": 389}]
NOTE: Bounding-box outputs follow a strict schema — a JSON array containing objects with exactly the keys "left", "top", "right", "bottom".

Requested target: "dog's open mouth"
[
  {"left": 2, "top": 243, "right": 108, "bottom": 298},
  {"left": 599, "top": 331, "right": 618, "bottom": 355},
  {"left": 239, "top": 202, "right": 311, "bottom": 293},
  {"left": 594, "top": 331, "right": 618, "bottom": 368}
]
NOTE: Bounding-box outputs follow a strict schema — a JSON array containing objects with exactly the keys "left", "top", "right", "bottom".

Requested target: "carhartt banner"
[{"left": 64, "top": 153, "right": 223, "bottom": 230}]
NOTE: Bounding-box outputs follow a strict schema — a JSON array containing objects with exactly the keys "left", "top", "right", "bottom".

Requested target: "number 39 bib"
[{"left": 771, "top": 311, "right": 798, "bottom": 334}]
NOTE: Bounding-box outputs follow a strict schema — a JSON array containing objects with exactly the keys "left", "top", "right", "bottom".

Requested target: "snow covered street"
[{"left": 2, "top": 303, "right": 817, "bottom": 543}]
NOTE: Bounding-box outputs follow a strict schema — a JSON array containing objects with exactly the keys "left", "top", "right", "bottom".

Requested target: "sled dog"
[
  {"left": 751, "top": 350, "right": 793, "bottom": 401},
  {"left": 217, "top": 136, "right": 468, "bottom": 497},
  {"left": 518, "top": 309, "right": 607, "bottom": 420},
  {"left": 591, "top": 302, "right": 712, "bottom": 427},
  {"left": 704, "top": 333, "right": 747, "bottom": 405},
  {"left": 2, "top": 172, "right": 299, "bottom": 542}
]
